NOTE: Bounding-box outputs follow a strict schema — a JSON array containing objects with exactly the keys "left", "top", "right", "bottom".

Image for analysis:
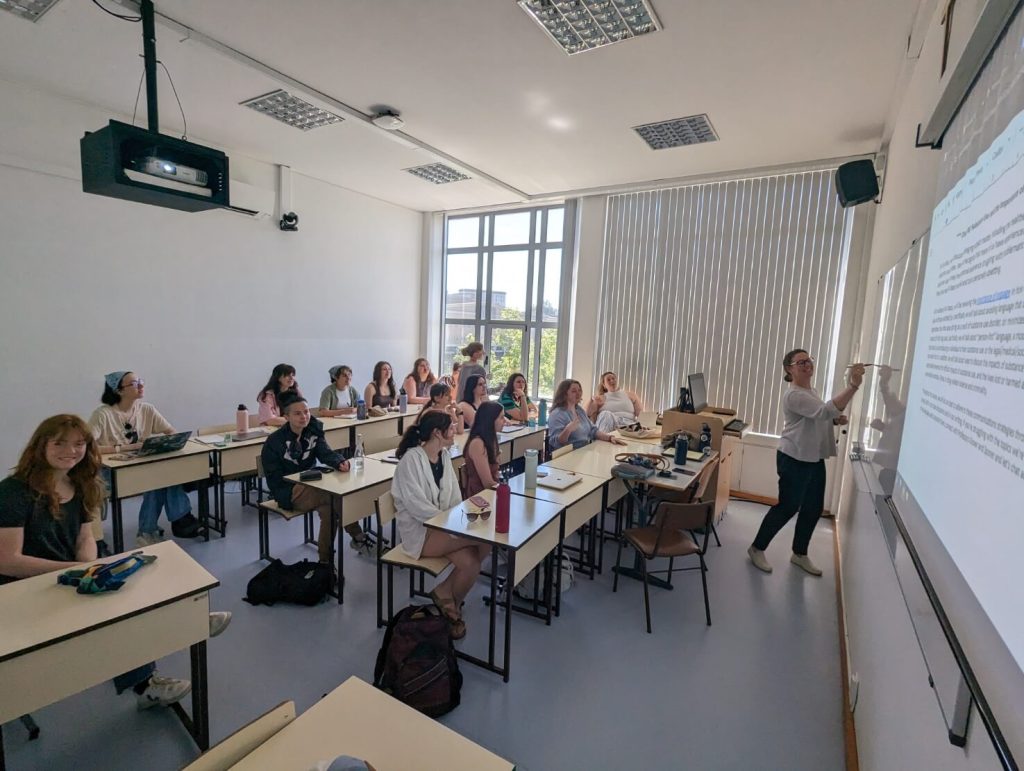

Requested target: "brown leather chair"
[{"left": 613, "top": 498, "right": 715, "bottom": 633}]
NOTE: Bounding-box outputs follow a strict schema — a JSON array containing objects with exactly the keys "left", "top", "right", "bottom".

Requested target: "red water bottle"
[{"left": 495, "top": 475, "right": 510, "bottom": 534}]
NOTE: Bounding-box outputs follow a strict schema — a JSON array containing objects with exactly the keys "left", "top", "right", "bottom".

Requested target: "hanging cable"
[
  {"left": 158, "top": 60, "right": 188, "bottom": 140},
  {"left": 130, "top": 65, "right": 145, "bottom": 127},
  {"left": 91, "top": 0, "right": 141, "bottom": 22}
]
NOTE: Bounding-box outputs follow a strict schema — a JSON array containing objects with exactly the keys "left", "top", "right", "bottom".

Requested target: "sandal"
[{"left": 429, "top": 589, "right": 466, "bottom": 640}]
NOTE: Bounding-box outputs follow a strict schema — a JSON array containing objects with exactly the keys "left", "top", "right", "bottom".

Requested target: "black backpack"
[
  {"left": 244, "top": 559, "right": 331, "bottom": 606},
  {"left": 373, "top": 604, "right": 462, "bottom": 717}
]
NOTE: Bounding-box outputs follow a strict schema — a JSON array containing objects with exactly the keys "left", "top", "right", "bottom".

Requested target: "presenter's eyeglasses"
[{"left": 791, "top": 357, "right": 815, "bottom": 368}]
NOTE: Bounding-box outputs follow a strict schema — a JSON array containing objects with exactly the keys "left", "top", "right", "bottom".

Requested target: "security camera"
[{"left": 279, "top": 211, "right": 299, "bottom": 232}]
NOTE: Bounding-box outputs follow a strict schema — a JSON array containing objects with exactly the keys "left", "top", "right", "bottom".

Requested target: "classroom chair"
[
  {"left": 254, "top": 457, "right": 317, "bottom": 562},
  {"left": 375, "top": 492, "right": 450, "bottom": 628},
  {"left": 181, "top": 700, "right": 295, "bottom": 771}
]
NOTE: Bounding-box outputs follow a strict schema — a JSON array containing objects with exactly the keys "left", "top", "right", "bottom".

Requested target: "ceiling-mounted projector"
[{"left": 371, "top": 110, "right": 405, "bottom": 130}]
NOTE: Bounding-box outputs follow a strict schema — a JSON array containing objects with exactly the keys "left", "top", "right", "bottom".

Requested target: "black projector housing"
[{"left": 81, "top": 120, "right": 229, "bottom": 212}]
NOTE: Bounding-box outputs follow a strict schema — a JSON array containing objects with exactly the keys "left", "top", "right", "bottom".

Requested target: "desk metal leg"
[
  {"left": 198, "top": 480, "right": 211, "bottom": 543},
  {"left": 335, "top": 497, "right": 345, "bottom": 605},
  {"left": 110, "top": 471, "right": 124, "bottom": 554},
  {"left": 1, "top": 722, "right": 5, "bottom": 771},
  {"left": 487, "top": 545, "right": 498, "bottom": 667},
  {"left": 503, "top": 550, "right": 515, "bottom": 683},
  {"left": 171, "top": 640, "right": 210, "bottom": 751}
]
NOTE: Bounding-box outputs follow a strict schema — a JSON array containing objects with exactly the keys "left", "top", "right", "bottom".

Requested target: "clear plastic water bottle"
[
  {"left": 353, "top": 433, "right": 365, "bottom": 472},
  {"left": 525, "top": 448, "right": 539, "bottom": 488},
  {"left": 398, "top": 388, "right": 408, "bottom": 414}
]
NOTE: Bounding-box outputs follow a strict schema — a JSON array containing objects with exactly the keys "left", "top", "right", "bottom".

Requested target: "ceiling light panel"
[
  {"left": 240, "top": 90, "right": 343, "bottom": 131},
  {"left": 633, "top": 114, "right": 719, "bottom": 149},
  {"left": 518, "top": 0, "right": 661, "bottom": 55},
  {"left": 405, "top": 163, "right": 470, "bottom": 185},
  {"left": 0, "top": 0, "right": 62, "bottom": 22}
]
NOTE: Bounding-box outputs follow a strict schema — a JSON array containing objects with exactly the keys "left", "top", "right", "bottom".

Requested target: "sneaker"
[
  {"left": 349, "top": 536, "right": 373, "bottom": 558},
  {"left": 208, "top": 611, "right": 232, "bottom": 638},
  {"left": 171, "top": 513, "right": 201, "bottom": 538},
  {"left": 136, "top": 675, "right": 191, "bottom": 710},
  {"left": 136, "top": 532, "right": 162, "bottom": 548},
  {"left": 747, "top": 545, "right": 773, "bottom": 573},
  {"left": 790, "top": 553, "right": 823, "bottom": 576}
]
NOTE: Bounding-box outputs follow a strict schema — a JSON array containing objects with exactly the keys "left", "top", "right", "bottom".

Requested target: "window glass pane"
[
  {"left": 542, "top": 249, "right": 561, "bottom": 323},
  {"left": 488, "top": 250, "right": 529, "bottom": 321},
  {"left": 445, "top": 253, "right": 479, "bottom": 320},
  {"left": 447, "top": 217, "right": 479, "bottom": 249},
  {"left": 537, "top": 327, "right": 559, "bottom": 400},
  {"left": 443, "top": 324, "right": 477, "bottom": 377},
  {"left": 493, "top": 212, "right": 531, "bottom": 246},
  {"left": 546, "top": 207, "right": 564, "bottom": 242},
  {"left": 487, "top": 326, "right": 525, "bottom": 396}
]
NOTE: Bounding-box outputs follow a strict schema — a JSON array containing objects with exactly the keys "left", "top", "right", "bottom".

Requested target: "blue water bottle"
[
  {"left": 356, "top": 399, "right": 367, "bottom": 420},
  {"left": 538, "top": 398, "right": 548, "bottom": 427}
]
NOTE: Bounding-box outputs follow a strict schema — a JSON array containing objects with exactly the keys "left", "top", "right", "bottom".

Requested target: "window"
[{"left": 441, "top": 204, "right": 572, "bottom": 400}]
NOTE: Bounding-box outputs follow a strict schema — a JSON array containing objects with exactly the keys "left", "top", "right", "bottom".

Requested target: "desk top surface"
[
  {"left": 286, "top": 458, "right": 395, "bottom": 495},
  {"left": 424, "top": 487, "right": 563, "bottom": 550},
  {"left": 230, "top": 676, "right": 513, "bottom": 771},
  {"left": 101, "top": 439, "right": 211, "bottom": 469},
  {"left": 0, "top": 541, "right": 217, "bottom": 662},
  {"left": 507, "top": 466, "right": 606, "bottom": 505}
]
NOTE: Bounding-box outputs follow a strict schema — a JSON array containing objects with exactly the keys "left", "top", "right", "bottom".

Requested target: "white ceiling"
[{"left": 0, "top": 0, "right": 922, "bottom": 212}]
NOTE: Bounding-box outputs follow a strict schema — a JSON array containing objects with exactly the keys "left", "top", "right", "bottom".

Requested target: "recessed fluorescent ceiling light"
[
  {"left": 240, "top": 89, "right": 343, "bottom": 131},
  {"left": 405, "top": 163, "right": 470, "bottom": 185},
  {"left": 0, "top": 0, "right": 62, "bottom": 22},
  {"left": 518, "top": 0, "right": 661, "bottom": 55},
  {"left": 634, "top": 114, "right": 718, "bottom": 149}
]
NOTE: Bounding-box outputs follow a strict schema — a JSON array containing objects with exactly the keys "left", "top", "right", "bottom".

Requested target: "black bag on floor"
[
  {"left": 373, "top": 604, "right": 462, "bottom": 717},
  {"left": 244, "top": 559, "right": 331, "bottom": 606}
]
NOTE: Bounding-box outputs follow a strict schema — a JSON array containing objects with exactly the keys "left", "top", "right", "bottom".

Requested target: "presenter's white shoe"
[
  {"left": 747, "top": 546, "right": 772, "bottom": 573},
  {"left": 790, "top": 553, "right": 823, "bottom": 576}
]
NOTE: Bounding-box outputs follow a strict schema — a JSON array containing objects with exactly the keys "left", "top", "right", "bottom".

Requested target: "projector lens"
[{"left": 162, "top": 163, "right": 175, "bottom": 174}]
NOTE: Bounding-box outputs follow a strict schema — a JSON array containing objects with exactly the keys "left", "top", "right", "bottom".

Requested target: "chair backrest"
[
  {"left": 375, "top": 491, "right": 397, "bottom": 527},
  {"left": 181, "top": 700, "right": 295, "bottom": 771},
  {"left": 256, "top": 455, "right": 266, "bottom": 479},
  {"left": 551, "top": 444, "right": 574, "bottom": 459},
  {"left": 638, "top": 410, "right": 658, "bottom": 427},
  {"left": 655, "top": 500, "right": 714, "bottom": 539},
  {"left": 692, "top": 456, "right": 720, "bottom": 502},
  {"left": 457, "top": 463, "right": 469, "bottom": 498}
]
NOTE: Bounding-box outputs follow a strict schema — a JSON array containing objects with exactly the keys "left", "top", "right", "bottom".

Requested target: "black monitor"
[{"left": 687, "top": 372, "right": 708, "bottom": 413}]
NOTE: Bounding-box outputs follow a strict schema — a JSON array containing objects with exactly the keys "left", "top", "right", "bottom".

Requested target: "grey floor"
[{"left": 3, "top": 489, "right": 846, "bottom": 771}]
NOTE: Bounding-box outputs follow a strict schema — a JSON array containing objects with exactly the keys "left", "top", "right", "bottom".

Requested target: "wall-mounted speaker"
[{"left": 835, "top": 159, "right": 879, "bottom": 208}]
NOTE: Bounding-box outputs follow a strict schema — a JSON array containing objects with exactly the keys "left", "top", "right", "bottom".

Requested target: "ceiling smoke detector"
[{"left": 371, "top": 110, "right": 405, "bottom": 131}]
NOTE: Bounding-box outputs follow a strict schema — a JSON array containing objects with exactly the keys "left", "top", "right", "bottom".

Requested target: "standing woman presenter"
[{"left": 748, "top": 350, "right": 865, "bottom": 576}]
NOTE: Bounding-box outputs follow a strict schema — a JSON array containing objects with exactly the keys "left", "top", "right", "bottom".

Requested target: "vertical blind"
[{"left": 595, "top": 170, "right": 855, "bottom": 436}]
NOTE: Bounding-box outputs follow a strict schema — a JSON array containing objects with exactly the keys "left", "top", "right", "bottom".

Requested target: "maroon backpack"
[{"left": 373, "top": 604, "right": 462, "bottom": 717}]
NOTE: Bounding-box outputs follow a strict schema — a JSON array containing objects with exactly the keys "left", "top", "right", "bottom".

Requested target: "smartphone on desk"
[{"left": 468, "top": 495, "right": 490, "bottom": 509}]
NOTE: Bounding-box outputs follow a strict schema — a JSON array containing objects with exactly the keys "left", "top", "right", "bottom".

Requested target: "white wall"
[{"left": 0, "top": 80, "right": 423, "bottom": 469}]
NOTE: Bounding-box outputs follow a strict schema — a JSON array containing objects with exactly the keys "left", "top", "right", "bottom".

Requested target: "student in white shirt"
[
  {"left": 391, "top": 411, "right": 488, "bottom": 640},
  {"left": 586, "top": 370, "right": 643, "bottom": 433},
  {"left": 748, "top": 350, "right": 865, "bottom": 576},
  {"left": 319, "top": 365, "right": 359, "bottom": 417}
]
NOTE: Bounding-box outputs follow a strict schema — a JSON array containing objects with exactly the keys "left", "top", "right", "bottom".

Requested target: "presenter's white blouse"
[{"left": 777, "top": 385, "right": 841, "bottom": 463}]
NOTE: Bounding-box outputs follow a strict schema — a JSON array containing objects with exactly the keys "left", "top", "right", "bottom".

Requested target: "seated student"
[
  {"left": 261, "top": 394, "right": 370, "bottom": 560},
  {"left": 456, "top": 343, "right": 487, "bottom": 404},
  {"left": 257, "top": 363, "right": 302, "bottom": 427},
  {"left": 498, "top": 372, "right": 537, "bottom": 423},
  {"left": 0, "top": 414, "right": 231, "bottom": 709},
  {"left": 547, "top": 378, "right": 627, "bottom": 453},
  {"left": 458, "top": 374, "right": 488, "bottom": 430},
  {"left": 391, "top": 411, "right": 489, "bottom": 640},
  {"left": 586, "top": 370, "right": 643, "bottom": 433},
  {"left": 413, "top": 383, "right": 465, "bottom": 434},
  {"left": 402, "top": 358, "right": 438, "bottom": 405},
  {"left": 463, "top": 402, "right": 504, "bottom": 497},
  {"left": 364, "top": 361, "right": 397, "bottom": 409},
  {"left": 89, "top": 371, "right": 200, "bottom": 546},
  {"left": 319, "top": 365, "right": 359, "bottom": 417},
  {"left": 439, "top": 360, "right": 461, "bottom": 393}
]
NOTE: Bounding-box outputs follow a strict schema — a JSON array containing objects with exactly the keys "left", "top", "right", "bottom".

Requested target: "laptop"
[
  {"left": 537, "top": 468, "right": 583, "bottom": 491},
  {"left": 134, "top": 431, "right": 192, "bottom": 457}
]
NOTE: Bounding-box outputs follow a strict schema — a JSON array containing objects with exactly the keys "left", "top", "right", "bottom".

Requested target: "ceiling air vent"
[
  {"left": 240, "top": 90, "right": 344, "bottom": 131},
  {"left": 633, "top": 114, "right": 718, "bottom": 150},
  {"left": 405, "top": 163, "right": 470, "bottom": 185},
  {"left": 518, "top": 0, "right": 661, "bottom": 55},
  {"left": 0, "top": 0, "right": 63, "bottom": 22}
]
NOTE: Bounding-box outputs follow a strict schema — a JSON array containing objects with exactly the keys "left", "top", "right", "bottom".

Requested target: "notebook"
[{"left": 537, "top": 469, "right": 583, "bottom": 491}]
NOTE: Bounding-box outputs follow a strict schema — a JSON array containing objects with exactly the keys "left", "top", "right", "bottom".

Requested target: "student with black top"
[
  {"left": 458, "top": 374, "right": 488, "bottom": 430},
  {"left": 364, "top": 361, "right": 398, "bottom": 409},
  {"left": 0, "top": 414, "right": 232, "bottom": 709},
  {"left": 261, "top": 394, "right": 371, "bottom": 561},
  {"left": 463, "top": 402, "right": 504, "bottom": 497}
]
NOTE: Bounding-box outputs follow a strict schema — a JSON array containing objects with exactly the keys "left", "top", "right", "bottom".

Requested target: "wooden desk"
[
  {"left": 351, "top": 411, "right": 408, "bottom": 455},
  {"left": 102, "top": 441, "right": 213, "bottom": 553},
  {"left": 425, "top": 488, "right": 563, "bottom": 682},
  {"left": 0, "top": 542, "right": 218, "bottom": 764},
  {"left": 230, "top": 676, "right": 513, "bottom": 771},
  {"left": 286, "top": 460, "right": 396, "bottom": 604}
]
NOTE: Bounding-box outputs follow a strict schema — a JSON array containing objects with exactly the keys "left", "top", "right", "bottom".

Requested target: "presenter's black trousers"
[{"left": 752, "top": 451, "right": 826, "bottom": 556}]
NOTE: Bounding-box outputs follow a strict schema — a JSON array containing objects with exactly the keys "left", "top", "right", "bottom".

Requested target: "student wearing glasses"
[
  {"left": 748, "top": 350, "right": 865, "bottom": 576},
  {"left": 261, "top": 394, "right": 371, "bottom": 561},
  {"left": 89, "top": 371, "right": 201, "bottom": 546},
  {"left": 319, "top": 365, "right": 359, "bottom": 417},
  {"left": 257, "top": 363, "right": 302, "bottom": 426},
  {"left": 402, "top": 358, "right": 438, "bottom": 405},
  {"left": 0, "top": 414, "right": 231, "bottom": 710},
  {"left": 498, "top": 372, "right": 537, "bottom": 423},
  {"left": 364, "top": 361, "right": 397, "bottom": 409}
]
